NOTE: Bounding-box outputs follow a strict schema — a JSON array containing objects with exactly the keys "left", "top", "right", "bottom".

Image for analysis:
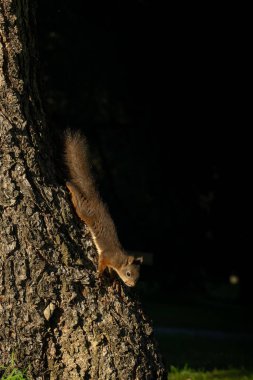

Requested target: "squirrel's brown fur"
[{"left": 64, "top": 130, "right": 142, "bottom": 286}]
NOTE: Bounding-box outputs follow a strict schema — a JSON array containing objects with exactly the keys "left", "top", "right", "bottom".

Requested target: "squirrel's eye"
[{"left": 126, "top": 271, "right": 131, "bottom": 277}]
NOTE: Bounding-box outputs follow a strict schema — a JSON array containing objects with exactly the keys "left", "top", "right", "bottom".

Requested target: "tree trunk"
[{"left": 0, "top": 1, "right": 166, "bottom": 379}]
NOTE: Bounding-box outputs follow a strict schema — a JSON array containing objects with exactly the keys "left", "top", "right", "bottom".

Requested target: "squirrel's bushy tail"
[{"left": 64, "top": 130, "right": 95, "bottom": 196}]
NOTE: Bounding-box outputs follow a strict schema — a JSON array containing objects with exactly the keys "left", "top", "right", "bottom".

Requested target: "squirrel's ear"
[
  {"left": 134, "top": 257, "right": 143, "bottom": 265},
  {"left": 128, "top": 256, "right": 143, "bottom": 265},
  {"left": 128, "top": 256, "right": 135, "bottom": 265}
]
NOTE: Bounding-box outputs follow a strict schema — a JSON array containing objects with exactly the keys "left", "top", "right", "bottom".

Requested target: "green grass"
[
  {"left": 168, "top": 366, "right": 253, "bottom": 380},
  {"left": 1, "top": 357, "right": 253, "bottom": 380},
  {"left": 0, "top": 355, "right": 29, "bottom": 380}
]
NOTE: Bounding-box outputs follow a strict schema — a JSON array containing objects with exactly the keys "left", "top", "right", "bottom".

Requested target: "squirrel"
[{"left": 64, "top": 130, "right": 143, "bottom": 287}]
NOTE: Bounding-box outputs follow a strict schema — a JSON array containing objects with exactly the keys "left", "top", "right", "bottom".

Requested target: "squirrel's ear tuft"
[
  {"left": 134, "top": 257, "right": 143, "bottom": 265},
  {"left": 128, "top": 256, "right": 143, "bottom": 265}
]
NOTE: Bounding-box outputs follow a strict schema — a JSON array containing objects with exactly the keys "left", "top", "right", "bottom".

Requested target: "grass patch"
[
  {"left": 168, "top": 366, "right": 253, "bottom": 380},
  {"left": 0, "top": 355, "right": 29, "bottom": 380}
]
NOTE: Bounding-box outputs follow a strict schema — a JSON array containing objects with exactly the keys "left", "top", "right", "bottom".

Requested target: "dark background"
[{"left": 37, "top": 1, "right": 251, "bottom": 305}]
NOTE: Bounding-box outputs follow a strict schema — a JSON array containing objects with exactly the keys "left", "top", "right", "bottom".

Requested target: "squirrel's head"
[{"left": 119, "top": 256, "right": 143, "bottom": 287}]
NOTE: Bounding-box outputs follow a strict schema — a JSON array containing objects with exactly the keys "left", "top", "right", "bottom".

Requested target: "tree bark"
[{"left": 0, "top": 1, "right": 166, "bottom": 379}]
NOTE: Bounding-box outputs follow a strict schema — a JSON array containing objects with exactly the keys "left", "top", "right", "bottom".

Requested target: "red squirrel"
[{"left": 64, "top": 131, "right": 143, "bottom": 286}]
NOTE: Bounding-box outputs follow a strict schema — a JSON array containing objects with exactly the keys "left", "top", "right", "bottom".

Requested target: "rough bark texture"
[{"left": 0, "top": 1, "right": 166, "bottom": 379}]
